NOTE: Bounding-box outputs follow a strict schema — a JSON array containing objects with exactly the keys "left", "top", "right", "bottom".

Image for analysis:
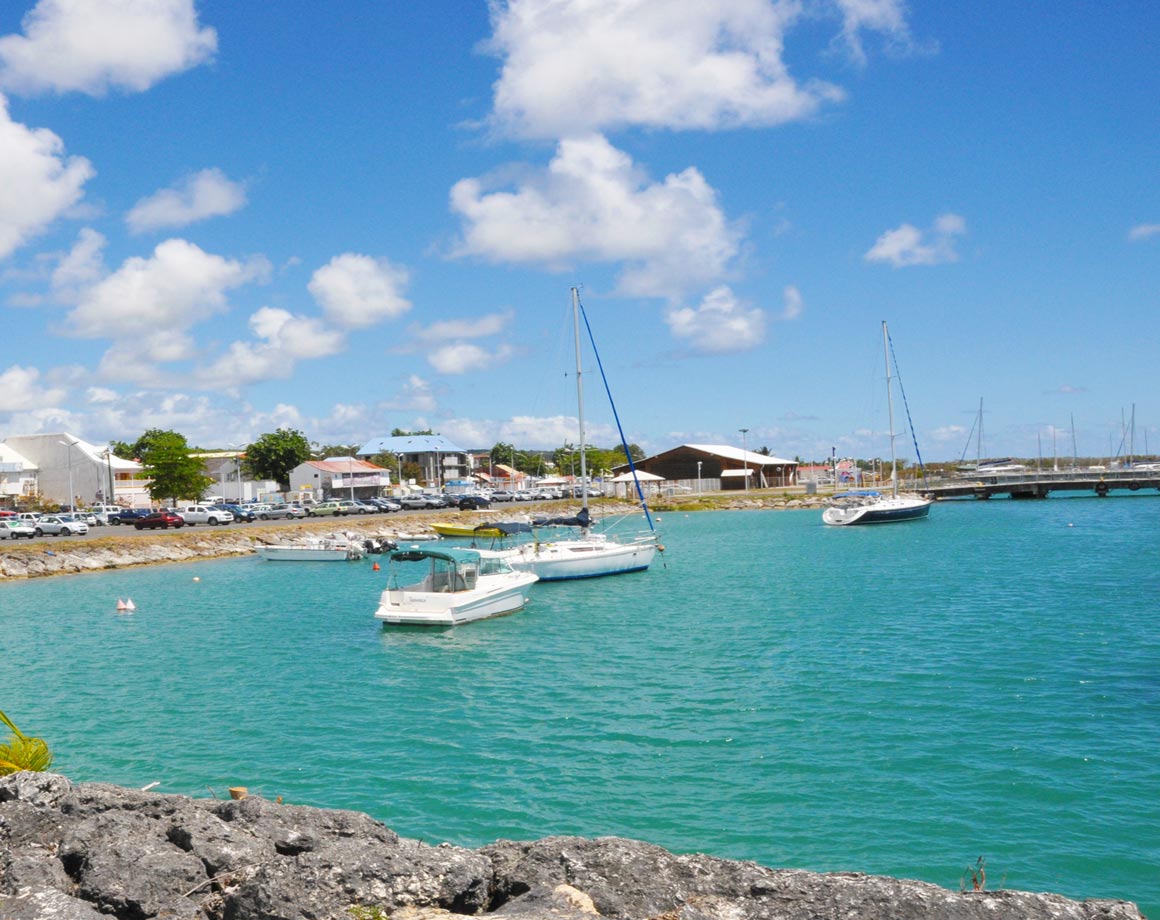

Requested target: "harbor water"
[{"left": 1, "top": 498, "right": 1157, "bottom": 913}]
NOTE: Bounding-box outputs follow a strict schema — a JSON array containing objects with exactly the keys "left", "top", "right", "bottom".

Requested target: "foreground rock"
[{"left": 0, "top": 774, "right": 1141, "bottom": 920}]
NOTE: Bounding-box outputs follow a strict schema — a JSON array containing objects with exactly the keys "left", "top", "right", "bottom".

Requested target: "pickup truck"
[{"left": 176, "top": 504, "right": 235, "bottom": 526}]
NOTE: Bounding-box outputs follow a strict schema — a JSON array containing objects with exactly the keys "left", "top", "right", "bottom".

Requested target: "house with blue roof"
[{"left": 357, "top": 435, "right": 470, "bottom": 488}]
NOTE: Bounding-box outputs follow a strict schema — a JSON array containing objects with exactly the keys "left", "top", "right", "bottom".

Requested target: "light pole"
[
  {"left": 103, "top": 448, "right": 115, "bottom": 504},
  {"left": 395, "top": 453, "right": 403, "bottom": 492},
  {"left": 697, "top": 460, "right": 702, "bottom": 495},
  {"left": 58, "top": 439, "right": 77, "bottom": 510},
  {"left": 348, "top": 456, "right": 356, "bottom": 501},
  {"left": 739, "top": 428, "right": 749, "bottom": 493}
]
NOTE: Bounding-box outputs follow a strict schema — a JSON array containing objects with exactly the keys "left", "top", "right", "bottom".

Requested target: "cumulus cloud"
[
  {"left": 308, "top": 253, "right": 411, "bottom": 329},
  {"left": 66, "top": 238, "right": 269, "bottom": 340},
  {"left": 0, "top": 95, "right": 93, "bottom": 259},
  {"left": 864, "top": 212, "right": 966, "bottom": 267},
  {"left": 485, "top": 0, "right": 846, "bottom": 138},
  {"left": 779, "top": 284, "right": 802, "bottom": 320},
  {"left": 0, "top": 0, "right": 217, "bottom": 96},
  {"left": 835, "top": 0, "right": 918, "bottom": 64},
  {"left": 408, "top": 309, "right": 514, "bottom": 345},
  {"left": 665, "top": 285, "right": 766, "bottom": 353},
  {"left": 126, "top": 168, "right": 246, "bottom": 233},
  {"left": 0, "top": 364, "right": 68, "bottom": 411},
  {"left": 50, "top": 227, "right": 106, "bottom": 298},
  {"left": 195, "top": 306, "right": 346, "bottom": 390},
  {"left": 1127, "top": 224, "right": 1160, "bottom": 242},
  {"left": 379, "top": 375, "right": 438, "bottom": 414},
  {"left": 427, "top": 342, "right": 516, "bottom": 375},
  {"left": 451, "top": 134, "right": 740, "bottom": 298}
]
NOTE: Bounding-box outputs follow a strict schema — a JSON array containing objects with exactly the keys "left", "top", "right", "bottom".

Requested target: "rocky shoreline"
[
  {"left": 0, "top": 772, "right": 1141, "bottom": 920},
  {"left": 0, "top": 497, "right": 829, "bottom": 581}
]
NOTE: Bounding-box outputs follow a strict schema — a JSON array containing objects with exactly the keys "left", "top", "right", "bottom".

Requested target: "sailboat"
[
  {"left": 822, "top": 322, "right": 932, "bottom": 526},
  {"left": 500, "top": 288, "right": 659, "bottom": 580}
]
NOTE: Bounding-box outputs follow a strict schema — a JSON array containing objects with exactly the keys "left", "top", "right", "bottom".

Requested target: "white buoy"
[
  {"left": 115, "top": 599, "right": 127, "bottom": 611},
  {"left": 124, "top": 598, "right": 136, "bottom": 611}
]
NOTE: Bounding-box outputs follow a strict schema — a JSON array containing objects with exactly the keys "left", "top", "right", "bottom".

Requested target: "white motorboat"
[
  {"left": 374, "top": 546, "right": 539, "bottom": 627},
  {"left": 255, "top": 537, "right": 365, "bottom": 561},
  {"left": 823, "top": 321, "right": 932, "bottom": 527}
]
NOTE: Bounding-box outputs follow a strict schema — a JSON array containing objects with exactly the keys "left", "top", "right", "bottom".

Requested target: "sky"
[{"left": 0, "top": 0, "right": 1157, "bottom": 466}]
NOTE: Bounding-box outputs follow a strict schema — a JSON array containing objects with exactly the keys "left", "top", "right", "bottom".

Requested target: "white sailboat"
[
  {"left": 502, "top": 288, "right": 659, "bottom": 580},
  {"left": 823, "top": 322, "right": 932, "bottom": 526}
]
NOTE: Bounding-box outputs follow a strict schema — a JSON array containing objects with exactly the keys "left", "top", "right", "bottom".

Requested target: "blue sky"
[{"left": 0, "top": 0, "right": 1156, "bottom": 465}]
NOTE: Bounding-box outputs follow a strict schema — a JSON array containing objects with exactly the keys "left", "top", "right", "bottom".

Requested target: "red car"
[{"left": 134, "top": 510, "right": 186, "bottom": 530}]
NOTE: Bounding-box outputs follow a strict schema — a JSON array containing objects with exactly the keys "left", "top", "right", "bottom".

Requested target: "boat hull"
[
  {"left": 255, "top": 541, "right": 363, "bottom": 561},
  {"left": 374, "top": 572, "right": 539, "bottom": 626},
  {"left": 506, "top": 538, "right": 656, "bottom": 581},
  {"left": 822, "top": 496, "right": 931, "bottom": 526}
]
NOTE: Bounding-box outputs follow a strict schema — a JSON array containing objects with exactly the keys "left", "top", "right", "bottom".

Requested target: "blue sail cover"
[
  {"left": 476, "top": 521, "right": 533, "bottom": 535},
  {"left": 532, "top": 507, "right": 592, "bottom": 529}
]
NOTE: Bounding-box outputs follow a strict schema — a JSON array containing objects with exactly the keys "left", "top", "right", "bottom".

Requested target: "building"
[
  {"left": 287, "top": 457, "right": 392, "bottom": 500},
  {"left": 613, "top": 444, "right": 798, "bottom": 491},
  {"left": 357, "top": 435, "right": 469, "bottom": 488},
  {"left": 190, "top": 451, "right": 279, "bottom": 503},
  {"left": 0, "top": 442, "right": 38, "bottom": 507},
  {"left": 1, "top": 433, "right": 147, "bottom": 507}
]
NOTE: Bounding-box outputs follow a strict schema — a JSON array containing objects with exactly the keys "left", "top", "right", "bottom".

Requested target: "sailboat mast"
[
  {"left": 882, "top": 321, "right": 898, "bottom": 498},
  {"left": 572, "top": 287, "right": 590, "bottom": 518}
]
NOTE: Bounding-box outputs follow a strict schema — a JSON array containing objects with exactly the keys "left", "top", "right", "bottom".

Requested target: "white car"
[
  {"left": 0, "top": 520, "right": 36, "bottom": 539},
  {"left": 251, "top": 503, "right": 300, "bottom": 520},
  {"left": 176, "top": 504, "right": 235, "bottom": 526},
  {"left": 34, "top": 515, "right": 89, "bottom": 536}
]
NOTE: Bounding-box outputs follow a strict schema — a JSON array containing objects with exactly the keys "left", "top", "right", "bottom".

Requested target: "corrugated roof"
[
  {"left": 358, "top": 435, "right": 466, "bottom": 454},
  {"left": 308, "top": 458, "right": 385, "bottom": 473},
  {"left": 684, "top": 444, "right": 795, "bottom": 465}
]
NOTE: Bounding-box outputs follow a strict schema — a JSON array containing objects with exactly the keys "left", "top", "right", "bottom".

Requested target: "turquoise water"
[{"left": 2, "top": 499, "right": 1158, "bottom": 913}]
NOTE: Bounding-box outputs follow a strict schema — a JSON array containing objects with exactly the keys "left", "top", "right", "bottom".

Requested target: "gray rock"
[{"left": 0, "top": 774, "right": 1144, "bottom": 920}]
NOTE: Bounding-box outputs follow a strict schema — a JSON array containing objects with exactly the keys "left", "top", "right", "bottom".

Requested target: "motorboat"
[
  {"left": 374, "top": 546, "right": 539, "bottom": 626},
  {"left": 823, "top": 321, "right": 932, "bottom": 527},
  {"left": 431, "top": 522, "right": 503, "bottom": 538},
  {"left": 255, "top": 537, "right": 365, "bottom": 561}
]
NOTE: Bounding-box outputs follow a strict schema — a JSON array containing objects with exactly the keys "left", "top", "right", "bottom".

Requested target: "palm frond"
[{"left": 0, "top": 709, "right": 53, "bottom": 775}]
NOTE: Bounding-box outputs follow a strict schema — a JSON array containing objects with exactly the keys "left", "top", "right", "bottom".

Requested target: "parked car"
[
  {"left": 251, "top": 503, "right": 297, "bottom": 520},
  {"left": 0, "top": 520, "right": 36, "bottom": 539},
  {"left": 134, "top": 511, "right": 185, "bottom": 530},
  {"left": 491, "top": 490, "right": 516, "bottom": 502},
  {"left": 365, "top": 498, "right": 401, "bottom": 513},
  {"left": 216, "top": 503, "right": 255, "bottom": 522},
  {"left": 109, "top": 508, "right": 151, "bottom": 525},
  {"left": 396, "top": 495, "right": 432, "bottom": 510},
  {"left": 34, "top": 515, "right": 89, "bottom": 536},
  {"left": 306, "top": 500, "right": 344, "bottom": 517},
  {"left": 336, "top": 500, "right": 373, "bottom": 515},
  {"left": 458, "top": 495, "right": 491, "bottom": 510},
  {"left": 177, "top": 504, "right": 234, "bottom": 526}
]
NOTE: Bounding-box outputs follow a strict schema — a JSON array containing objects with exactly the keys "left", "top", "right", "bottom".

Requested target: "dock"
[{"left": 920, "top": 469, "right": 1160, "bottom": 500}]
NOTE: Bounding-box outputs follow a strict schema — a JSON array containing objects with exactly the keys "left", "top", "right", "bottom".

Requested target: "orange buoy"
[{"left": 372, "top": 562, "right": 380, "bottom": 571}]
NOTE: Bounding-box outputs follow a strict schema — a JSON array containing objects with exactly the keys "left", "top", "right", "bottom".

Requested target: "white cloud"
[
  {"left": 1128, "top": 224, "right": 1160, "bottom": 242},
  {"left": 307, "top": 253, "right": 411, "bottom": 329},
  {"left": 427, "top": 342, "right": 516, "bottom": 375},
  {"left": 451, "top": 134, "right": 741, "bottom": 298},
  {"left": 195, "top": 306, "right": 346, "bottom": 390},
  {"left": 665, "top": 285, "right": 766, "bottom": 353},
  {"left": 835, "top": 0, "right": 917, "bottom": 64},
  {"left": 0, "top": 0, "right": 217, "bottom": 96},
  {"left": 0, "top": 364, "right": 67, "bottom": 412},
  {"left": 51, "top": 227, "right": 106, "bottom": 298},
  {"left": 378, "top": 375, "right": 438, "bottom": 414},
  {"left": 409, "top": 309, "right": 514, "bottom": 345},
  {"left": 126, "top": 168, "right": 246, "bottom": 233},
  {"left": 0, "top": 94, "right": 93, "bottom": 259},
  {"left": 485, "top": 0, "right": 846, "bottom": 138},
  {"left": 780, "top": 284, "right": 802, "bottom": 320},
  {"left": 864, "top": 212, "right": 966, "bottom": 267},
  {"left": 66, "top": 238, "right": 269, "bottom": 339}
]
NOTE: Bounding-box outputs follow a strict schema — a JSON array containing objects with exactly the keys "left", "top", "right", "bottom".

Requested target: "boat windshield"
[{"left": 387, "top": 548, "right": 484, "bottom": 592}]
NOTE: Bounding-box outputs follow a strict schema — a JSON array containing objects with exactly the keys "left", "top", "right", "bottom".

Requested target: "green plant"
[
  {"left": 0, "top": 709, "right": 53, "bottom": 776},
  {"left": 347, "top": 906, "right": 390, "bottom": 920}
]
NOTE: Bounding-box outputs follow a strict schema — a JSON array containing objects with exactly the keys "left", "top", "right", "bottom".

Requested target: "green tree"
[
  {"left": 312, "top": 443, "right": 362, "bottom": 461},
  {"left": 138, "top": 430, "right": 213, "bottom": 503},
  {"left": 108, "top": 439, "right": 134, "bottom": 460},
  {"left": 391, "top": 428, "right": 433, "bottom": 437},
  {"left": 244, "top": 428, "right": 312, "bottom": 490}
]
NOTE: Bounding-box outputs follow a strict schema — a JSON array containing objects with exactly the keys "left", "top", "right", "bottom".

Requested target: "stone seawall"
[{"left": 0, "top": 773, "right": 1142, "bottom": 920}]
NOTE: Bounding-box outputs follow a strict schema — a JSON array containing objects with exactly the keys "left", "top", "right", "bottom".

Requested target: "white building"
[
  {"left": 2, "top": 433, "right": 148, "bottom": 507},
  {"left": 0, "top": 442, "right": 38, "bottom": 506},
  {"left": 287, "top": 457, "right": 392, "bottom": 500}
]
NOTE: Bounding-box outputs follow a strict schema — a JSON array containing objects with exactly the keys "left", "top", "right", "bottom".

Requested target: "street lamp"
[
  {"left": 395, "top": 453, "right": 403, "bottom": 492},
  {"left": 739, "top": 428, "right": 749, "bottom": 493},
  {"left": 697, "top": 460, "right": 702, "bottom": 495}
]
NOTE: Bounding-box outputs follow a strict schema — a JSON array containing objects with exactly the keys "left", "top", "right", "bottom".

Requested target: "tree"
[
  {"left": 137, "top": 430, "right": 212, "bottom": 504},
  {"left": 0, "top": 709, "right": 52, "bottom": 776},
  {"left": 391, "top": 428, "right": 433, "bottom": 437},
  {"left": 244, "top": 428, "right": 312, "bottom": 490},
  {"left": 312, "top": 443, "right": 362, "bottom": 461},
  {"left": 108, "top": 439, "right": 134, "bottom": 460}
]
